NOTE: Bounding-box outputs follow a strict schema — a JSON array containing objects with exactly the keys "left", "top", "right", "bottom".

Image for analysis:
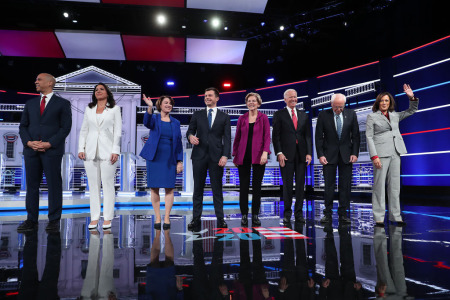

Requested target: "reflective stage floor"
[{"left": 0, "top": 199, "right": 449, "bottom": 299}]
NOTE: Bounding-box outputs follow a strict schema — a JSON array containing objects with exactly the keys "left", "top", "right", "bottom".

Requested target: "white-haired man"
[{"left": 315, "top": 93, "right": 360, "bottom": 224}]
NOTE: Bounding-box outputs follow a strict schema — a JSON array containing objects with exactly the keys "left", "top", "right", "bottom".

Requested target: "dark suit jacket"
[
  {"left": 139, "top": 112, "right": 183, "bottom": 165},
  {"left": 186, "top": 108, "right": 231, "bottom": 162},
  {"left": 315, "top": 109, "right": 360, "bottom": 164},
  {"left": 19, "top": 94, "right": 72, "bottom": 157},
  {"left": 272, "top": 108, "right": 312, "bottom": 162}
]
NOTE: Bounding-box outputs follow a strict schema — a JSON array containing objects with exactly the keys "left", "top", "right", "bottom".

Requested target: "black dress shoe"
[
  {"left": 374, "top": 222, "right": 385, "bottom": 227},
  {"left": 320, "top": 215, "right": 331, "bottom": 223},
  {"left": 295, "top": 217, "right": 306, "bottom": 224},
  {"left": 45, "top": 220, "right": 60, "bottom": 233},
  {"left": 17, "top": 220, "right": 38, "bottom": 233},
  {"left": 241, "top": 215, "right": 248, "bottom": 226},
  {"left": 252, "top": 215, "right": 261, "bottom": 226},
  {"left": 393, "top": 220, "right": 407, "bottom": 227},
  {"left": 188, "top": 218, "right": 201, "bottom": 231},
  {"left": 282, "top": 217, "right": 291, "bottom": 227},
  {"left": 154, "top": 223, "right": 161, "bottom": 230},
  {"left": 339, "top": 216, "right": 351, "bottom": 224},
  {"left": 163, "top": 223, "right": 171, "bottom": 230},
  {"left": 217, "top": 218, "right": 228, "bottom": 228}
]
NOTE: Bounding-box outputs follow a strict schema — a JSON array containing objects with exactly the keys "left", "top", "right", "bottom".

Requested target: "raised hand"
[
  {"left": 142, "top": 93, "right": 154, "bottom": 113},
  {"left": 403, "top": 84, "right": 414, "bottom": 99}
]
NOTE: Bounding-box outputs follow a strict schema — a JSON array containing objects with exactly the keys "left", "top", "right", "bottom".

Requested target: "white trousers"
[
  {"left": 372, "top": 153, "right": 403, "bottom": 222},
  {"left": 84, "top": 159, "right": 118, "bottom": 221}
]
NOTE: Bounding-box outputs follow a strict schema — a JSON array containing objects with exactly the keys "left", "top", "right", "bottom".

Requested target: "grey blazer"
[{"left": 366, "top": 99, "right": 418, "bottom": 158}]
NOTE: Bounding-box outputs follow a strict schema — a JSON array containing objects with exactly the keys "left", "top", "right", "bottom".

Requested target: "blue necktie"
[
  {"left": 208, "top": 108, "right": 213, "bottom": 129},
  {"left": 336, "top": 114, "right": 342, "bottom": 140}
]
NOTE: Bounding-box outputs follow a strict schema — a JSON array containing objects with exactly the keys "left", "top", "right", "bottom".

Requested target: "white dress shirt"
[
  {"left": 333, "top": 111, "right": 344, "bottom": 130},
  {"left": 40, "top": 92, "right": 54, "bottom": 108},
  {"left": 207, "top": 107, "right": 218, "bottom": 127}
]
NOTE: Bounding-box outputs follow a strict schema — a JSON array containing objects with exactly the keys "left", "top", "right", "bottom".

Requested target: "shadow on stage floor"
[{"left": 0, "top": 198, "right": 449, "bottom": 299}]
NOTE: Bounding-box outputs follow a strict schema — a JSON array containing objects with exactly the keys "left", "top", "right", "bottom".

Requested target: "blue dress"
[{"left": 146, "top": 121, "right": 176, "bottom": 188}]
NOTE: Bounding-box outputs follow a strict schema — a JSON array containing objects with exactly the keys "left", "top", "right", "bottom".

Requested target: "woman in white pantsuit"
[
  {"left": 366, "top": 84, "right": 418, "bottom": 227},
  {"left": 78, "top": 83, "right": 122, "bottom": 230}
]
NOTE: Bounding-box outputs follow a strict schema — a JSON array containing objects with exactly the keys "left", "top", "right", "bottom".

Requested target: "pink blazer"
[{"left": 233, "top": 111, "right": 271, "bottom": 165}]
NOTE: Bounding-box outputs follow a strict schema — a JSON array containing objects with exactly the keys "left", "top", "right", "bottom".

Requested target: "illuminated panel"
[
  {"left": 187, "top": 0, "right": 268, "bottom": 13},
  {"left": 57, "top": 0, "right": 100, "bottom": 2},
  {"left": 392, "top": 35, "right": 450, "bottom": 58},
  {"left": 102, "top": 0, "right": 184, "bottom": 7},
  {"left": 122, "top": 35, "right": 185, "bottom": 62},
  {"left": 186, "top": 38, "right": 247, "bottom": 65},
  {"left": 0, "top": 30, "right": 64, "bottom": 58},
  {"left": 55, "top": 30, "right": 125, "bottom": 60}
]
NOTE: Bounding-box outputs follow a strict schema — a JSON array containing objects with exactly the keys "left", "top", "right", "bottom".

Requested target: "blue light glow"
[
  {"left": 267, "top": 78, "right": 274, "bottom": 82},
  {"left": 395, "top": 81, "right": 450, "bottom": 96},
  {"left": 166, "top": 81, "right": 175, "bottom": 86}
]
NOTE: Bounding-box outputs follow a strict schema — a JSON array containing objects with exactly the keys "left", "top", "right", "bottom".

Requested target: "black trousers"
[
  {"left": 24, "top": 153, "right": 63, "bottom": 222},
  {"left": 192, "top": 158, "right": 224, "bottom": 219},
  {"left": 322, "top": 154, "right": 353, "bottom": 217},
  {"left": 280, "top": 150, "right": 306, "bottom": 220},
  {"left": 238, "top": 163, "right": 265, "bottom": 215}
]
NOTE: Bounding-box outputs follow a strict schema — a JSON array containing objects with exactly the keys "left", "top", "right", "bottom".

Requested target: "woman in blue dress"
[{"left": 140, "top": 95, "right": 183, "bottom": 230}]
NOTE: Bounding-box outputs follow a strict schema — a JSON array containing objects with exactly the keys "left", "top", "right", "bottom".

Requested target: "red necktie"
[
  {"left": 40, "top": 96, "right": 46, "bottom": 115},
  {"left": 292, "top": 108, "right": 298, "bottom": 144},
  {"left": 291, "top": 108, "right": 297, "bottom": 130}
]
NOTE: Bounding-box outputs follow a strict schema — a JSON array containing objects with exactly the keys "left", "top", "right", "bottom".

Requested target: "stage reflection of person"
[
  {"left": 374, "top": 226, "right": 408, "bottom": 299},
  {"left": 235, "top": 237, "right": 273, "bottom": 299},
  {"left": 278, "top": 225, "right": 315, "bottom": 299},
  {"left": 319, "top": 225, "right": 362, "bottom": 300},
  {"left": 80, "top": 231, "right": 117, "bottom": 299},
  {"left": 143, "top": 227, "right": 184, "bottom": 299},
  {"left": 19, "top": 232, "right": 62, "bottom": 300},
  {"left": 192, "top": 239, "right": 229, "bottom": 300}
]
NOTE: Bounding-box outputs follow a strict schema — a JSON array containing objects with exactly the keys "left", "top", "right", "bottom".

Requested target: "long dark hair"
[
  {"left": 88, "top": 82, "right": 116, "bottom": 109},
  {"left": 372, "top": 92, "right": 395, "bottom": 112}
]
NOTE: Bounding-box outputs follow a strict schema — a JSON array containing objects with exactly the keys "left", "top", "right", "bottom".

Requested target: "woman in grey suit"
[{"left": 366, "top": 84, "right": 418, "bottom": 227}]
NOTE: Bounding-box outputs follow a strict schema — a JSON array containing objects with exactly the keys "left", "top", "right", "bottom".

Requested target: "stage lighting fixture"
[
  {"left": 223, "top": 82, "right": 231, "bottom": 88},
  {"left": 224, "top": 27, "right": 228, "bottom": 30},
  {"left": 212, "top": 18, "right": 220, "bottom": 28},
  {"left": 166, "top": 81, "right": 175, "bottom": 86},
  {"left": 157, "top": 14, "right": 166, "bottom": 25},
  {"left": 280, "top": 26, "right": 284, "bottom": 31},
  {"left": 290, "top": 33, "right": 295, "bottom": 38},
  {"left": 182, "top": 25, "right": 186, "bottom": 29},
  {"left": 267, "top": 78, "right": 274, "bottom": 82},
  {"left": 73, "top": 20, "right": 78, "bottom": 23},
  {"left": 63, "top": 12, "right": 69, "bottom": 18},
  {"left": 261, "top": 22, "right": 265, "bottom": 26}
]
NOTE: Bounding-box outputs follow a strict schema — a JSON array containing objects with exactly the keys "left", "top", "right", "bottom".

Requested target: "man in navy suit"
[
  {"left": 186, "top": 87, "right": 231, "bottom": 230},
  {"left": 272, "top": 89, "right": 312, "bottom": 227},
  {"left": 18, "top": 73, "right": 72, "bottom": 233},
  {"left": 315, "top": 93, "right": 360, "bottom": 224}
]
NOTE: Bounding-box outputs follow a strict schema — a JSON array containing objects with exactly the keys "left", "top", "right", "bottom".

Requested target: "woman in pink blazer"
[{"left": 233, "top": 93, "right": 271, "bottom": 226}]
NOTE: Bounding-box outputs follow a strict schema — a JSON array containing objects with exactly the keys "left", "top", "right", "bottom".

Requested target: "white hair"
[
  {"left": 283, "top": 89, "right": 297, "bottom": 99},
  {"left": 330, "top": 93, "right": 346, "bottom": 104}
]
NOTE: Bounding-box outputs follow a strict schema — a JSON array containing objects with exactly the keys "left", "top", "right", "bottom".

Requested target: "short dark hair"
[
  {"left": 372, "top": 92, "right": 395, "bottom": 112},
  {"left": 205, "top": 87, "right": 220, "bottom": 98},
  {"left": 156, "top": 95, "right": 174, "bottom": 112},
  {"left": 89, "top": 83, "right": 116, "bottom": 109}
]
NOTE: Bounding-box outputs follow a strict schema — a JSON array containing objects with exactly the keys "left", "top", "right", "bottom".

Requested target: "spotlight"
[
  {"left": 223, "top": 82, "right": 231, "bottom": 88},
  {"left": 212, "top": 18, "right": 220, "bottom": 28},
  {"left": 267, "top": 78, "right": 274, "bottom": 82},
  {"left": 289, "top": 33, "right": 295, "bottom": 38},
  {"left": 203, "top": 19, "right": 208, "bottom": 23},
  {"left": 63, "top": 12, "right": 69, "bottom": 18},
  {"left": 280, "top": 26, "right": 285, "bottom": 31},
  {"left": 343, "top": 21, "right": 348, "bottom": 27},
  {"left": 157, "top": 14, "right": 166, "bottom": 25},
  {"left": 166, "top": 81, "right": 175, "bottom": 86},
  {"left": 182, "top": 25, "right": 186, "bottom": 29},
  {"left": 72, "top": 20, "right": 78, "bottom": 23},
  {"left": 224, "top": 26, "right": 228, "bottom": 31},
  {"left": 261, "top": 22, "right": 265, "bottom": 26}
]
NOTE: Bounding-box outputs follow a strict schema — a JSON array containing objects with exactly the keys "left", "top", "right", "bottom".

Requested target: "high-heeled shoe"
[
  {"left": 154, "top": 223, "right": 161, "bottom": 230},
  {"left": 163, "top": 223, "right": 171, "bottom": 230},
  {"left": 102, "top": 221, "right": 112, "bottom": 230},
  {"left": 88, "top": 221, "right": 99, "bottom": 231}
]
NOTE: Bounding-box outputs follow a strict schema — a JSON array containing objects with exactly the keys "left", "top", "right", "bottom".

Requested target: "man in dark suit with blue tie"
[
  {"left": 17, "top": 73, "right": 72, "bottom": 233},
  {"left": 186, "top": 87, "right": 231, "bottom": 230},
  {"left": 315, "top": 93, "right": 360, "bottom": 224}
]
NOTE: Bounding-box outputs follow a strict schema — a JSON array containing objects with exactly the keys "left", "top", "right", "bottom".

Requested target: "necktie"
[
  {"left": 336, "top": 114, "right": 342, "bottom": 140},
  {"left": 40, "top": 96, "right": 46, "bottom": 115},
  {"left": 208, "top": 108, "right": 213, "bottom": 129},
  {"left": 291, "top": 108, "right": 297, "bottom": 130}
]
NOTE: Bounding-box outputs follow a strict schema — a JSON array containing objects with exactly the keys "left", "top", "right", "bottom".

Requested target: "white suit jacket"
[
  {"left": 78, "top": 105, "right": 122, "bottom": 160},
  {"left": 366, "top": 99, "right": 418, "bottom": 158}
]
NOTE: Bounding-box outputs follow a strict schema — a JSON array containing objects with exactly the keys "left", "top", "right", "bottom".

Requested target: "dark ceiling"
[{"left": 0, "top": 0, "right": 448, "bottom": 98}]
